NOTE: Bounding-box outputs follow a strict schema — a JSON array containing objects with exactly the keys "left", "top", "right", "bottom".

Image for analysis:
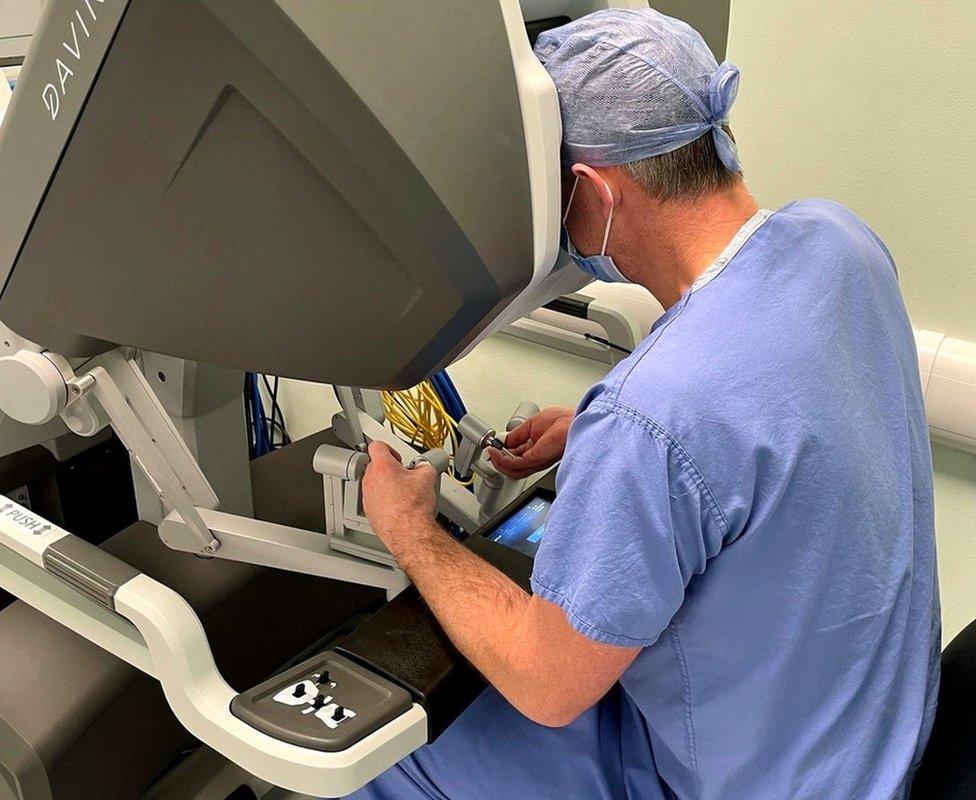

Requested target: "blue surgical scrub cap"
[{"left": 534, "top": 8, "right": 742, "bottom": 172}]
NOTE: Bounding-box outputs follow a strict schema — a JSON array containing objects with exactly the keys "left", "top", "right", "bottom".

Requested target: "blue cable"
[
  {"left": 256, "top": 379, "right": 270, "bottom": 456},
  {"left": 246, "top": 374, "right": 259, "bottom": 456},
  {"left": 256, "top": 380, "right": 270, "bottom": 456},
  {"left": 429, "top": 373, "right": 447, "bottom": 414},
  {"left": 429, "top": 373, "right": 454, "bottom": 420},
  {"left": 431, "top": 372, "right": 462, "bottom": 422},
  {"left": 247, "top": 373, "right": 270, "bottom": 457},
  {"left": 437, "top": 370, "right": 467, "bottom": 420}
]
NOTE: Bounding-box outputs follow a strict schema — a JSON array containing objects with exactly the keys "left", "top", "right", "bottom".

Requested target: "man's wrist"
[{"left": 378, "top": 514, "right": 447, "bottom": 571}]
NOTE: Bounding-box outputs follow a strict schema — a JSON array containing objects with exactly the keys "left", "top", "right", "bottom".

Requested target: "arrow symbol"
[
  {"left": 36, "top": 525, "right": 51, "bottom": 535},
  {"left": 0, "top": 503, "right": 12, "bottom": 513}
]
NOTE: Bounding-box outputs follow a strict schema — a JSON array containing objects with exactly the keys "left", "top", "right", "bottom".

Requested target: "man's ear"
[{"left": 570, "top": 163, "right": 619, "bottom": 218}]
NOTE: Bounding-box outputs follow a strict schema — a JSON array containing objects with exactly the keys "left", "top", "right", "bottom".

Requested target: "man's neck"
[{"left": 624, "top": 183, "right": 760, "bottom": 309}]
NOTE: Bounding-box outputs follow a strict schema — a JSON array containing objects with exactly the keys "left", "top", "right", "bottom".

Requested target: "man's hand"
[
  {"left": 361, "top": 441, "right": 438, "bottom": 556},
  {"left": 487, "top": 406, "right": 575, "bottom": 479}
]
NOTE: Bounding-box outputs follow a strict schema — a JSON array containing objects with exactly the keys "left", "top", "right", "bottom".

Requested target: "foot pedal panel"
[{"left": 230, "top": 652, "right": 412, "bottom": 752}]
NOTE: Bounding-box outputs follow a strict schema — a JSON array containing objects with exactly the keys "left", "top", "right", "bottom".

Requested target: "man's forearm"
[{"left": 386, "top": 519, "right": 542, "bottom": 714}]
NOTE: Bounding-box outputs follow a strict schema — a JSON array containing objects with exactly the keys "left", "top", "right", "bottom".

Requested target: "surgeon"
[{"left": 350, "top": 8, "right": 939, "bottom": 800}]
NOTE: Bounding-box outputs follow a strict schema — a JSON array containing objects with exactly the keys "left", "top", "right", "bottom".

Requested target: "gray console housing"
[{"left": 0, "top": 0, "right": 536, "bottom": 389}]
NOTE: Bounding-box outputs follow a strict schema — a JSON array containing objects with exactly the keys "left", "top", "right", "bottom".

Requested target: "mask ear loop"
[
  {"left": 563, "top": 172, "right": 615, "bottom": 255},
  {"left": 563, "top": 176, "right": 581, "bottom": 225},
  {"left": 599, "top": 177, "right": 615, "bottom": 256}
]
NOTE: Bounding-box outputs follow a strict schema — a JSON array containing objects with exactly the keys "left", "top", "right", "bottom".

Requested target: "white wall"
[{"left": 728, "top": 0, "right": 976, "bottom": 643}]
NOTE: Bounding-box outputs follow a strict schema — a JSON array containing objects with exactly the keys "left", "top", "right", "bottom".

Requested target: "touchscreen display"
[{"left": 484, "top": 494, "right": 551, "bottom": 557}]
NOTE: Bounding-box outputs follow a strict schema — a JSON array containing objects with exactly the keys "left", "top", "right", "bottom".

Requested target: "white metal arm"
[
  {"left": 84, "top": 352, "right": 220, "bottom": 554},
  {"left": 159, "top": 507, "right": 408, "bottom": 598}
]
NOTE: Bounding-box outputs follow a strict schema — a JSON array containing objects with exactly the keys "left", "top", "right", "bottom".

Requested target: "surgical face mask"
[{"left": 561, "top": 175, "right": 630, "bottom": 283}]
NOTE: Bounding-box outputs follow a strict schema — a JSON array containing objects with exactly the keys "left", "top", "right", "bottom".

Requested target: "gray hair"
[{"left": 621, "top": 126, "right": 742, "bottom": 202}]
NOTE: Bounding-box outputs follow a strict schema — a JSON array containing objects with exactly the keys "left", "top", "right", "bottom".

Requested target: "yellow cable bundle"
[{"left": 381, "top": 380, "right": 460, "bottom": 453}]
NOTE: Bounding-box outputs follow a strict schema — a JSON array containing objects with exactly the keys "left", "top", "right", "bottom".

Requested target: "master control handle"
[{"left": 313, "top": 443, "right": 450, "bottom": 479}]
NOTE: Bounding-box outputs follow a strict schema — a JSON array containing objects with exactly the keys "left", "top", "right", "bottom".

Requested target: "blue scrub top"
[{"left": 344, "top": 200, "right": 940, "bottom": 800}]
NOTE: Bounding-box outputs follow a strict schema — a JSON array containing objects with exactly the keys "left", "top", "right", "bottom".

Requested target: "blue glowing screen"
[{"left": 485, "top": 494, "right": 551, "bottom": 557}]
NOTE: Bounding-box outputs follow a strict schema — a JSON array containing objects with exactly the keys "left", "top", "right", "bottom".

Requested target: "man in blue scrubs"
[{"left": 350, "top": 9, "right": 939, "bottom": 799}]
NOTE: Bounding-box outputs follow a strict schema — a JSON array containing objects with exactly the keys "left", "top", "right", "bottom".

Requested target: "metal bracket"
[
  {"left": 159, "top": 508, "right": 408, "bottom": 598},
  {"left": 313, "top": 442, "right": 450, "bottom": 569},
  {"left": 0, "top": 340, "right": 220, "bottom": 554},
  {"left": 333, "top": 410, "right": 484, "bottom": 533},
  {"left": 74, "top": 352, "right": 221, "bottom": 555}
]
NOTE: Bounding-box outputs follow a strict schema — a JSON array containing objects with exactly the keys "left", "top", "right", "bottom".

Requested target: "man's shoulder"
[
  {"left": 581, "top": 347, "right": 730, "bottom": 456},
  {"left": 776, "top": 198, "right": 866, "bottom": 229},
  {"left": 576, "top": 388, "right": 678, "bottom": 448},
  {"left": 770, "top": 199, "right": 895, "bottom": 268}
]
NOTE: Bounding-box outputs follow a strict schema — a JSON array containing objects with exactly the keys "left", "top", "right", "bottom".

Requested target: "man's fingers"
[
  {"left": 510, "top": 440, "right": 533, "bottom": 457},
  {"left": 503, "top": 422, "right": 532, "bottom": 449},
  {"left": 487, "top": 446, "right": 522, "bottom": 468},
  {"left": 489, "top": 439, "right": 533, "bottom": 464},
  {"left": 487, "top": 448, "right": 535, "bottom": 480}
]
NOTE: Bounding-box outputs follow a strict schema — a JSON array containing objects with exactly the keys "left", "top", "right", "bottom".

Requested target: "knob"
[
  {"left": 312, "top": 694, "right": 327, "bottom": 710},
  {"left": 292, "top": 683, "right": 306, "bottom": 698},
  {"left": 332, "top": 705, "right": 345, "bottom": 722},
  {"left": 0, "top": 352, "right": 68, "bottom": 425},
  {"left": 317, "top": 670, "right": 331, "bottom": 685}
]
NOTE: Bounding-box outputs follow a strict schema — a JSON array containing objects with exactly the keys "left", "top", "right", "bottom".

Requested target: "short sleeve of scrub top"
[{"left": 531, "top": 398, "right": 730, "bottom": 648}]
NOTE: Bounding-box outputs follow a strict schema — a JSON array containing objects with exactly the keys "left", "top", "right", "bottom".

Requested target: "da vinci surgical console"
[{"left": 0, "top": 1, "right": 729, "bottom": 796}]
